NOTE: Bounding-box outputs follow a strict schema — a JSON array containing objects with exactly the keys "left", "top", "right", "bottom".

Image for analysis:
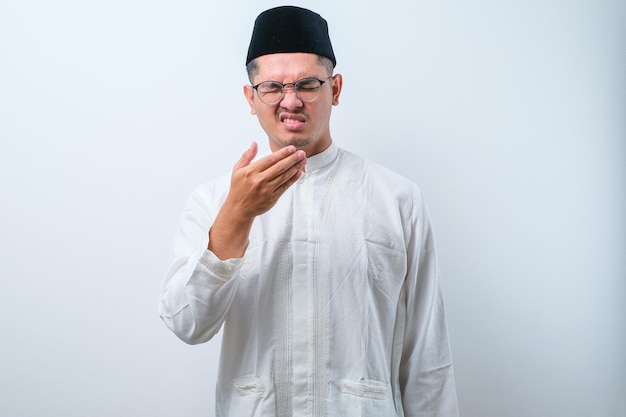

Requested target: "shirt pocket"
[
  {"left": 341, "top": 379, "right": 387, "bottom": 400},
  {"left": 228, "top": 375, "right": 265, "bottom": 417},
  {"left": 365, "top": 240, "right": 407, "bottom": 298},
  {"left": 331, "top": 379, "right": 397, "bottom": 416}
]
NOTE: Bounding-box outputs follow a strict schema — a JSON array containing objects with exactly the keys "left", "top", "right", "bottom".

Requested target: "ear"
[
  {"left": 331, "top": 73, "right": 343, "bottom": 106},
  {"left": 243, "top": 84, "right": 257, "bottom": 115}
]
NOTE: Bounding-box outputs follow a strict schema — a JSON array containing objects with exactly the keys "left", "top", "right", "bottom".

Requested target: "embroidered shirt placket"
[
  {"left": 311, "top": 153, "right": 345, "bottom": 417},
  {"left": 292, "top": 172, "right": 313, "bottom": 416}
]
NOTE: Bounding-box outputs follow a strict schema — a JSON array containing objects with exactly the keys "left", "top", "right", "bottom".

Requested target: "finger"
[
  {"left": 253, "top": 145, "right": 298, "bottom": 172},
  {"left": 264, "top": 155, "right": 307, "bottom": 193},
  {"left": 233, "top": 142, "right": 258, "bottom": 171},
  {"left": 264, "top": 150, "right": 307, "bottom": 182},
  {"left": 272, "top": 167, "right": 304, "bottom": 196}
]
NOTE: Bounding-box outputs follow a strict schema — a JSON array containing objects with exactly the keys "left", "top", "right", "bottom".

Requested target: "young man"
[{"left": 160, "top": 6, "right": 459, "bottom": 417}]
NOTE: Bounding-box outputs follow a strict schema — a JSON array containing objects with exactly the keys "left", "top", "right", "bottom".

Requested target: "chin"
[{"left": 273, "top": 136, "right": 312, "bottom": 150}]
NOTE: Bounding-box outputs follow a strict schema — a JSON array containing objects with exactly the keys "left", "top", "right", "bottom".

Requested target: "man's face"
[{"left": 244, "top": 53, "right": 342, "bottom": 156}]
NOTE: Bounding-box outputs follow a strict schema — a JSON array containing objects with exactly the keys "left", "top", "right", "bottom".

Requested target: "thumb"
[{"left": 233, "top": 141, "right": 258, "bottom": 171}]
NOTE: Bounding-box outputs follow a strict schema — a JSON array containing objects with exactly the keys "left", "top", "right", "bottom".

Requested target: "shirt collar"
[{"left": 305, "top": 142, "right": 338, "bottom": 172}]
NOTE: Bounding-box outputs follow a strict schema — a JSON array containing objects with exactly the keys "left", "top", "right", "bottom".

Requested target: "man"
[{"left": 160, "top": 6, "right": 459, "bottom": 417}]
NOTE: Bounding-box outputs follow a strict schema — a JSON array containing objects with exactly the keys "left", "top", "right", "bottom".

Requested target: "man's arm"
[
  {"left": 159, "top": 142, "right": 307, "bottom": 344},
  {"left": 400, "top": 194, "right": 459, "bottom": 417}
]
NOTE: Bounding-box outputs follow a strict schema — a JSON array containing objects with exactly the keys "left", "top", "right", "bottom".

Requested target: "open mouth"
[{"left": 280, "top": 113, "right": 306, "bottom": 130}]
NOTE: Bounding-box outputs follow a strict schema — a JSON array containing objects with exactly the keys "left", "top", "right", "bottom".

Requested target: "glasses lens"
[
  {"left": 255, "top": 78, "right": 324, "bottom": 104},
  {"left": 295, "top": 78, "right": 322, "bottom": 102},
  {"left": 257, "top": 82, "right": 283, "bottom": 104}
]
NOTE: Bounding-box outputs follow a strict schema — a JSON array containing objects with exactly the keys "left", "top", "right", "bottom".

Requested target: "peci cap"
[{"left": 246, "top": 6, "right": 336, "bottom": 67}]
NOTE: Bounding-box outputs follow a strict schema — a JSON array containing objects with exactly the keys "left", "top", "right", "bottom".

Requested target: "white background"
[{"left": 1, "top": 0, "right": 624, "bottom": 416}]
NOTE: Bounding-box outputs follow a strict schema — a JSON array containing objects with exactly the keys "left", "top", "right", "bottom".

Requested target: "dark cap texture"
[{"left": 246, "top": 6, "right": 336, "bottom": 67}]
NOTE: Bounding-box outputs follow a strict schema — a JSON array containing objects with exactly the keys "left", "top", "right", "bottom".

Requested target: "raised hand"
[
  {"left": 227, "top": 141, "right": 307, "bottom": 217},
  {"left": 208, "top": 142, "right": 307, "bottom": 260}
]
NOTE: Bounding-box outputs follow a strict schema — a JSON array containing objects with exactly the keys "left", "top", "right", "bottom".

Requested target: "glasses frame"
[{"left": 251, "top": 76, "right": 333, "bottom": 105}]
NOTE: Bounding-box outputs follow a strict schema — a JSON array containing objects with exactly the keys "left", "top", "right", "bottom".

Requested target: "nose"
[{"left": 279, "top": 85, "right": 303, "bottom": 109}]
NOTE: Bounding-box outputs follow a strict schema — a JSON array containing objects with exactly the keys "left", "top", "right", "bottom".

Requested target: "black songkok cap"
[{"left": 246, "top": 6, "right": 336, "bottom": 67}]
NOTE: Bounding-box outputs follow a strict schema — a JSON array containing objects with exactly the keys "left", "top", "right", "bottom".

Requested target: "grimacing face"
[{"left": 244, "top": 53, "right": 343, "bottom": 157}]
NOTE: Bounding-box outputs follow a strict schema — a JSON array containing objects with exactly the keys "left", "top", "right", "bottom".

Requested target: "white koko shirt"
[{"left": 160, "top": 143, "right": 459, "bottom": 417}]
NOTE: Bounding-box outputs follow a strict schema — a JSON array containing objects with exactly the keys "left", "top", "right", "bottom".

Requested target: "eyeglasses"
[{"left": 252, "top": 76, "right": 332, "bottom": 105}]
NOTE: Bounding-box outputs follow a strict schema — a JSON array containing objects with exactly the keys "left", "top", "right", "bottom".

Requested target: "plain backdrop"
[{"left": 1, "top": 1, "right": 624, "bottom": 416}]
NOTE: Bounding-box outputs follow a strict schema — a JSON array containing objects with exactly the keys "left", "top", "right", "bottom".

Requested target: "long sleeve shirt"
[{"left": 159, "top": 143, "right": 459, "bottom": 417}]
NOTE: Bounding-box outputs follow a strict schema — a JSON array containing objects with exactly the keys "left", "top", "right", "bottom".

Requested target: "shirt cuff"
[{"left": 197, "top": 248, "right": 245, "bottom": 281}]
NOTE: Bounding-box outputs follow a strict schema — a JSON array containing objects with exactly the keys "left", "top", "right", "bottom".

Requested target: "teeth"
[{"left": 284, "top": 118, "right": 300, "bottom": 123}]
